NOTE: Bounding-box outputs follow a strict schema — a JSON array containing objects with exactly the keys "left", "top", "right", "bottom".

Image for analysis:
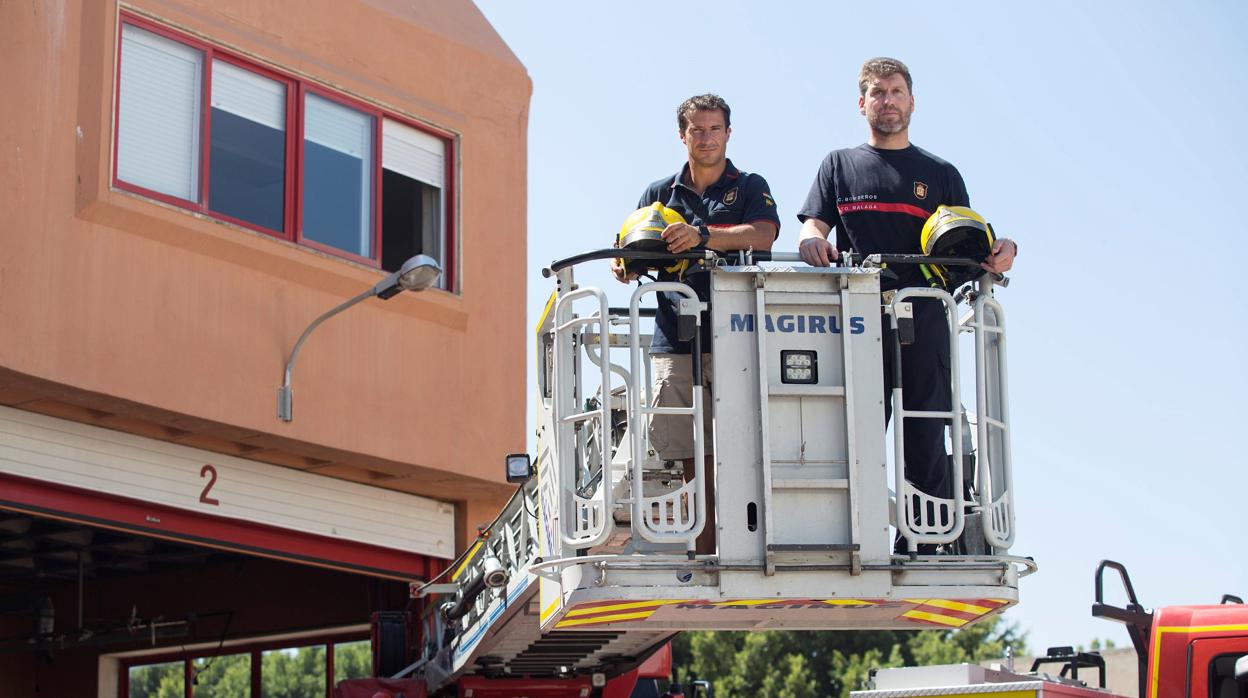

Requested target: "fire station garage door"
[{"left": 0, "top": 405, "right": 452, "bottom": 581}]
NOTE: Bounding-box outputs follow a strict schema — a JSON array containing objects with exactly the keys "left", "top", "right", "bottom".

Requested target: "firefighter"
[
  {"left": 612, "top": 93, "right": 780, "bottom": 555},
  {"left": 795, "top": 58, "right": 1017, "bottom": 552}
]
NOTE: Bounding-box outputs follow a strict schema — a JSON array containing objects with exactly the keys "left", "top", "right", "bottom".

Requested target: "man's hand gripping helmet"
[
  {"left": 919, "top": 205, "right": 996, "bottom": 289},
  {"left": 616, "top": 202, "right": 690, "bottom": 277}
]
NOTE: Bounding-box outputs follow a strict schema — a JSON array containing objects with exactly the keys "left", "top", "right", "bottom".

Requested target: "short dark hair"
[
  {"left": 677, "top": 94, "right": 731, "bottom": 132},
  {"left": 858, "top": 57, "right": 912, "bottom": 96}
]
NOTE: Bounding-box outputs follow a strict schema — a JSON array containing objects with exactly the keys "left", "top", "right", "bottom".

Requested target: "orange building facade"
[{"left": 0, "top": 1, "right": 530, "bottom": 694}]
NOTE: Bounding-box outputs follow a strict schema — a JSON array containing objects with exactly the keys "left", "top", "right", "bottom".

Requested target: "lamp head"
[
  {"left": 398, "top": 254, "right": 442, "bottom": 291},
  {"left": 375, "top": 255, "right": 441, "bottom": 299}
]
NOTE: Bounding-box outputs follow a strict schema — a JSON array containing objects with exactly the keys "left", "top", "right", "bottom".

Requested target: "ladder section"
[
  {"left": 753, "top": 278, "right": 862, "bottom": 574},
  {"left": 414, "top": 481, "right": 543, "bottom": 691}
]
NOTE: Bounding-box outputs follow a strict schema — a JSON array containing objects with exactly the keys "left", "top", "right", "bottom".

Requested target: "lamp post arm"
[{"left": 278, "top": 287, "right": 377, "bottom": 421}]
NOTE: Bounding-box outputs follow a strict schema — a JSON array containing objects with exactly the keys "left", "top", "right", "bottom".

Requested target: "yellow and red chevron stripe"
[
  {"left": 900, "top": 598, "right": 1009, "bottom": 628},
  {"left": 553, "top": 598, "right": 888, "bottom": 628},
  {"left": 820, "top": 599, "right": 882, "bottom": 607},
  {"left": 554, "top": 599, "right": 684, "bottom": 628},
  {"left": 675, "top": 598, "right": 883, "bottom": 609}
]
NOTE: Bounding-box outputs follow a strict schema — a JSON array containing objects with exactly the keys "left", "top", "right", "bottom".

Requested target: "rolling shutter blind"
[
  {"left": 117, "top": 24, "right": 203, "bottom": 201},
  {"left": 382, "top": 119, "right": 445, "bottom": 188},
  {"left": 211, "top": 59, "right": 284, "bottom": 129},
  {"left": 305, "top": 94, "right": 371, "bottom": 159}
]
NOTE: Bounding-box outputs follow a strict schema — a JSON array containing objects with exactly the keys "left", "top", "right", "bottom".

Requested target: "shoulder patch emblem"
[
  {"left": 762, "top": 192, "right": 775, "bottom": 207},
  {"left": 723, "top": 187, "right": 738, "bottom": 205},
  {"left": 913, "top": 182, "right": 928, "bottom": 200}
]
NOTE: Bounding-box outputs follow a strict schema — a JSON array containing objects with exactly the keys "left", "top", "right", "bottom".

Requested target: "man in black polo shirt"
[
  {"left": 612, "top": 93, "right": 779, "bottom": 554},
  {"left": 796, "top": 58, "right": 1017, "bottom": 550}
]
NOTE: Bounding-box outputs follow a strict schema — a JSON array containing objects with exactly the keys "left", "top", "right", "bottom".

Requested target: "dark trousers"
[{"left": 882, "top": 297, "right": 953, "bottom": 501}]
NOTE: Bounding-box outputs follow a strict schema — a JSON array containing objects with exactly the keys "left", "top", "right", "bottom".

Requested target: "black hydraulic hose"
[
  {"left": 544, "top": 248, "right": 715, "bottom": 277},
  {"left": 889, "top": 311, "right": 904, "bottom": 392},
  {"left": 441, "top": 575, "right": 486, "bottom": 623},
  {"left": 609, "top": 307, "right": 656, "bottom": 318},
  {"left": 691, "top": 331, "right": 703, "bottom": 386},
  {"left": 544, "top": 248, "right": 993, "bottom": 276},
  {"left": 866, "top": 253, "right": 983, "bottom": 268}
]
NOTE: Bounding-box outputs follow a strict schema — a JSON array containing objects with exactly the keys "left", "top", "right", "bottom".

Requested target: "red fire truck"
[{"left": 850, "top": 560, "right": 1248, "bottom": 698}]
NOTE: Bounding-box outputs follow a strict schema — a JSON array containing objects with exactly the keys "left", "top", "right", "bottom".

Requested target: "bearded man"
[{"left": 796, "top": 57, "right": 1017, "bottom": 553}]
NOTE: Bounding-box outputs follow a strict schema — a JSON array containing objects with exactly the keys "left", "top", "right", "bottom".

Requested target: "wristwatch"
[{"left": 697, "top": 224, "right": 711, "bottom": 248}]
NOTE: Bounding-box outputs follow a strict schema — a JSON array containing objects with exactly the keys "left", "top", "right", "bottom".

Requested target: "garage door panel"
[{"left": 0, "top": 406, "right": 453, "bottom": 563}]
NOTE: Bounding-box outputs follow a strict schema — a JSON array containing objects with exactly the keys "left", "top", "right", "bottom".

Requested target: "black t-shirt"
[
  {"left": 637, "top": 159, "right": 780, "bottom": 354},
  {"left": 797, "top": 144, "right": 968, "bottom": 290}
]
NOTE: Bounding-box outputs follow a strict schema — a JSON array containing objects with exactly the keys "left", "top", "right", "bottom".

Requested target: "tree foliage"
[
  {"left": 191, "top": 653, "right": 251, "bottom": 697},
  {"left": 260, "top": 645, "right": 327, "bottom": 697},
  {"left": 334, "top": 640, "right": 373, "bottom": 681},
  {"left": 671, "top": 616, "right": 1028, "bottom": 698},
  {"left": 127, "top": 661, "right": 183, "bottom": 698},
  {"left": 1081, "top": 637, "right": 1117, "bottom": 651}
]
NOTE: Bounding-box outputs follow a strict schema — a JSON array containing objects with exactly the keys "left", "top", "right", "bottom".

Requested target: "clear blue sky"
[{"left": 474, "top": 0, "right": 1248, "bottom": 655}]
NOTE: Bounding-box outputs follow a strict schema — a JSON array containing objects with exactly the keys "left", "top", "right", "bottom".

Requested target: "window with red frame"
[
  {"left": 122, "top": 636, "right": 371, "bottom": 697},
  {"left": 115, "top": 17, "right": 455, "bottom": 290}
]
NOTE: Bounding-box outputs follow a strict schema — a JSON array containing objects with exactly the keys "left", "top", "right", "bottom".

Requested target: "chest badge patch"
[
  {"left": 913, "top": 181, "right": 928, "bottom": 200},
  {"left": 723, "top": 187, "right": 738, "bottom": 205}
]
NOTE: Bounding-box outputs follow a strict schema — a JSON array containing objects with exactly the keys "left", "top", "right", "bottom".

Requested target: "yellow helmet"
[
  {"left": 616, "top": 203, "right": 690, "bottom": 276},
  {"left": 919, "top": 205, "right": 995, "bottom": 288},
  {"left": 618, "top": 202, "right": 686, "bottom": 250}
]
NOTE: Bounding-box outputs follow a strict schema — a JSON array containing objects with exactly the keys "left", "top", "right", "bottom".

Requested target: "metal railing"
[
  {"left": 890, "top": 275, "right": 1015, "bottom": 554},
  {"left": 627, "top": 283, "right": 707, "bottom": 550},
  {"left": 544, "top": 251, "right": 1013, "bottom": 561},
  {"left": 552, "top": 287, "right": 614, "bottom": 549},
  {"left": 890, "top": 288, "right": 966, "bottom": 552},
  {"left": 970, "top": 277, "right": 1014, "bottom": 549}
]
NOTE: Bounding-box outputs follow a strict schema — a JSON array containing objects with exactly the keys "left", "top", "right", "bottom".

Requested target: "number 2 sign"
[{"left": 199, "top": 464, "right": 221, "bottom": 506}]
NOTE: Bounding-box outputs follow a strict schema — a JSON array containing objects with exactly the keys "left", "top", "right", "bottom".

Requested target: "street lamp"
[{"left": 277, "top": 254, "right": 441, "bottom": 421}]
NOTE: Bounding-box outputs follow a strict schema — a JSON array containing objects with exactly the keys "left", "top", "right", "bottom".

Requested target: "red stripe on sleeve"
[{"left": 837, "top": 201, "right": 931, "bottom": 219}]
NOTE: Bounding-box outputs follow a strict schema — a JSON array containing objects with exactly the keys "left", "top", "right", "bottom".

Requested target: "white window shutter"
[
  {"left": 382, "top": 119, "right": 445, "bottom": 188},
  {"left": 305, "top": 94, "right": 371, "bottom": 158},
  {"left": 211, "top": 59, "right": 285, "bottom": 129},
  {"left": 117, "top": 24, "right": 203, "bottom": 201}
]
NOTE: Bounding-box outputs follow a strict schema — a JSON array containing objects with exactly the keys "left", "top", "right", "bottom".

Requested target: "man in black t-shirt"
[
  {"left": 613, "top": 94, "right": 779, "bottom": 554},
  {"left": 797, "top": 58, "right": 1017, "bottom": 538}
]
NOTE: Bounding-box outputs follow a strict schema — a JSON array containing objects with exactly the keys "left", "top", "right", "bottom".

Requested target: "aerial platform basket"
[
  {"left": 415, "top": 249, "right": 1031, "bottom": 689},
  {"left": 530, "top": 250, "right": 1030, "bottom": 633}
]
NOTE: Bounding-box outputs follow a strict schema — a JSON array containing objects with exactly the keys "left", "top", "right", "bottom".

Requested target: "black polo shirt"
[
  {"left": 797, "top": 144, "right": 968, "bottom": 290},
  {"left": 636, "top": 159, "right": 780, "bottom": 354}
]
